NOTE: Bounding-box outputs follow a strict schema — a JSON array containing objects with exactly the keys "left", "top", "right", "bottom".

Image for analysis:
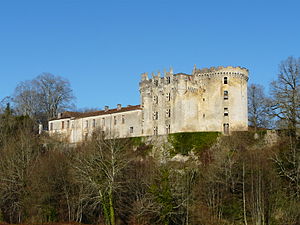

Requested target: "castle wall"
[{"left": 49, "top": 65, "right": 249, "bottom": 143}]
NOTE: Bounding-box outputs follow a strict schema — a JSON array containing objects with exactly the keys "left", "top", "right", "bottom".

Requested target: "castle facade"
[{"left": 48, "top": 65, "right": 249, "bottom": 143}]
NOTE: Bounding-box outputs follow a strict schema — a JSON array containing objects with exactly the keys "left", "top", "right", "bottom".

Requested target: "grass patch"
[{"left": 168, "top": 132, "right": 220, "bottom": 156}]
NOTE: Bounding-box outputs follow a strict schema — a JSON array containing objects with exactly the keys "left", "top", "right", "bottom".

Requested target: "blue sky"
[{"left": 0, "top": 0, "right": 299, "bottom": 110}]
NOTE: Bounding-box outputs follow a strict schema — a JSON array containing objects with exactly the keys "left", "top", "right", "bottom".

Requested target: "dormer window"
[{"left": 224, "top": 77, "right": 228, "bottom": 84}]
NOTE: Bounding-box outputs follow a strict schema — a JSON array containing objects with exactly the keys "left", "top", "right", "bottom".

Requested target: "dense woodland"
[{"left": 0, "top": 56, "right": 299, "bottom": 225}]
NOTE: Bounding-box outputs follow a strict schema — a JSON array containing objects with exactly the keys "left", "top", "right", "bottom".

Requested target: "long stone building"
[{"left": 48, "top": 65, "right": 249, "bottom": 143}]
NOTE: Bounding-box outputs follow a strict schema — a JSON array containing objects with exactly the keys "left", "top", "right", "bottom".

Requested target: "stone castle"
[{"left": 48, "top": 65, "right": 249, "bottom": 143}]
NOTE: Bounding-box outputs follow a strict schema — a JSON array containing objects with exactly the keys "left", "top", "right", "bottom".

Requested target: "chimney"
[
  {"left": 104, "top": 106, "right": 109, "bottom": 112},
  {"left": 117, "top": 104, "right": 122, "bottom": 110}
]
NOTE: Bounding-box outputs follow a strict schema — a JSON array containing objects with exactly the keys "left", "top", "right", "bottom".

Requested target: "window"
[
  {"left": 224, "top": 77, "right": 228, "bottom": 84},
  {"left": 50, "top": 123, "right": 53, "bottom": 131},
  {"left": 203, "top": 113, "right": 205, "bottom": 118},
  {"left": 102, "top": 118, "right": 105, "bottom": 126},
  {"left": 62, "top": 121, "right": 64, "bottom": 129},
  {"left": 166, "top": 77, "right": 170, "bottom": 84},
  {"left": 130, "top": 126, "right": 134, "bottom": 133},
  {"left": 85, "top": 120, "right": 88, "bottom": 128},
  {"left": 114, "top": 116, "right": 117, "bottom": 125},
  {"left": 67, "top": 120, "right": 70, "bottom": 129},
  {"left": 166, "top": 124, "right": 170, "bottom": 134},
  {"left": 153, "top": 112, "right": 157, "bottom": 120},
  {"left": 224, "top": 108, "right": 229, "bottom": 116},
  {"left": 153, "top": 126, "right": 158, "bottom": 135},
  {"left": 203, "top": 98, "right": 205, "bottom": 101},
  {"left": 166, "top": 93, "right": 171, "bottom": 101},
  {"left": 153, "top": 95, "right": 158, "bottom": 104},
  {"left": 223, "top": 123, "right": 229, "bottom": 134},
  {"left": 224, "top": 90, "right": 228, "bottom": 100},
  {"left": 155, "top": 112, "right": 158, "bottom": 120},
  {"left": 166, "top": 109, "right": 171, "bottom": 117},
  {"left": 92, "top": 119, "right": 96, "bottom": 128},
  {"left": 122, "top": 115, "right": 125, "bottom": 124}
]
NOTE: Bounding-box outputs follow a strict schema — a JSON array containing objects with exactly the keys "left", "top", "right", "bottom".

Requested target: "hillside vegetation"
[{"left": 0, "top": 109, "right": 300, "bottom": 225}]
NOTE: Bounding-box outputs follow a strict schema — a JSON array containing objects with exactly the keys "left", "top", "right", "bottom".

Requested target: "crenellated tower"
[{"left": 139, "top": 65, "right": 248, "bottom": 136}]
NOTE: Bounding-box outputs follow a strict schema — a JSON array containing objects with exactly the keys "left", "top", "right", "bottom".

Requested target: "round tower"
[{"left": 193, "top": 66, "right": 249, "bottom": 133}]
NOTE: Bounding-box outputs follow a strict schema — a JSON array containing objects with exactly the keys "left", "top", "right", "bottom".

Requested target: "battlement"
[
  {"left": 193, "top": 66, "right": 248, "bottom": 76},
  {"left": 140, "top": 65, "right": 248, "bottom": 85}
]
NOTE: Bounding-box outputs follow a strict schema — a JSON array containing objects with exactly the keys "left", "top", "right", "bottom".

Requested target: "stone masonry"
[{"left": 48, "top": 65, "right": 249, "bottom": 143}]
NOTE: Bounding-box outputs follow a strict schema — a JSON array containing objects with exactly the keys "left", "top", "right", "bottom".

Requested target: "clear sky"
[{"left": 0, "top": 0, "right": 299, "bottom": 110}]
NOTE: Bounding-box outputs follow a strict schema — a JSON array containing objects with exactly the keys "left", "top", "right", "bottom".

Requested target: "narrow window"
[
  {"left": 62, "top": 121, "right": 64, "bottom": 129},
  {"left": 102, "top": 118, "right": 105, "bottom": 126},
  {"left": 166, "top": 124, "right": 170, "bottom": 134},
  {"left": 130, "top": 126, "right": 134, "bottom": 133},
  {"left": 224, "top": 90, "right": 228, "bottom": 100},
  {"left": 85, "top": 120, "right": 88, "bottom": 128},
  {"left": 166, "top": 109, "right": 171, "bottom": 117},
  {"left": 153, "top": 95, "right": 158, "bottom": 104},
  {"left": 224, "top": 77, "right": 228, "bottom": 84},
  {"left": 203, "top": 113, "right": 205, "bottom": 118},
  {"left": 67, "top": 120, "right": 70, "bottom": 129},
  {"left": 166, "top": 93, "right": 171, "bottom": 101},
  {"left": 114, "top": 116, "right": 117, "bottom": 125},
  {"left": 92, "top": 119, "right": 96, "bottom": 128},
  {"left": 155, "top": 112, "right": 159, "bottom": 120},
  {"left": 167, "top": 77, "right": 170, "bottom": 84},
  {"left": 224, "top": 108, "right": 229, "bottom": 116},
  {"left": 154, "top": 126, "right": 158, "bottom": 135},
  {"left": 122, "top": 115, "right": 125, "bottom": 124}
]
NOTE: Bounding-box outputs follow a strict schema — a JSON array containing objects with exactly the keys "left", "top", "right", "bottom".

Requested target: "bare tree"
[
  {"left": 73, "top": 131, "right": 131, "bottom": 225},
  {"left": 13, "top": 73, "right": 75, "bottom": 122},
  {"left": 270, "top": 56, "right": 300, "bottom": 135},
  {"left": 248, "top": 83, "right": 271, "bottom": 130},
  {"left": 0, "top": 116, "right": 39, "bottom": 223},
  {"left": 13, "top": 81, "right": 41, "bottom": 117}
]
